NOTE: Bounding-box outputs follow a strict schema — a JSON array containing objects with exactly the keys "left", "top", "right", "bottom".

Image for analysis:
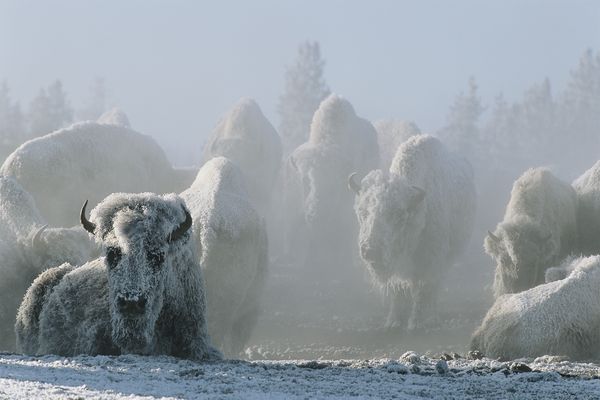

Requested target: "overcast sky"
[{"left": 1, "top": 0, "right": 599, "bottom": 165}]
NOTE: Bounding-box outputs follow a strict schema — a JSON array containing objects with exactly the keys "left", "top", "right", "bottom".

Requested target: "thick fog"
[{"left": 1, "top": 0, "right": 600, "bottom": 361}]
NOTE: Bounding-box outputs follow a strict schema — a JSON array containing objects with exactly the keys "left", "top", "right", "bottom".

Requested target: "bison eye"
[
  {"left": 105, "top": 246, "right": 122, "bottom": 269},
  {"left": 147, "top": 250, "right": 165, "bottom": 270}
]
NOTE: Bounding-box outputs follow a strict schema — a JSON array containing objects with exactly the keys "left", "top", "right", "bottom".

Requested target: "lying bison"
[
  {"left": 16, "top": 193, "right": 221, "bottom": 360},
  {"left": 0, "top": 176, "right": 97, "bottom": 351},
  {"left": 471, "top": 255, "right": 600, "bottom": 361}
]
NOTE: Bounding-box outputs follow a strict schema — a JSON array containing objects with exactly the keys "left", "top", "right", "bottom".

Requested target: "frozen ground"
[{"left": 1, "top": 352, "right": 600, "bottom": 399}]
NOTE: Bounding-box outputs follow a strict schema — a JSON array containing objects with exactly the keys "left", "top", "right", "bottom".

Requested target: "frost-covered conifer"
[{"left": 277, "top": 41, "right": 330, "bottom": 155}]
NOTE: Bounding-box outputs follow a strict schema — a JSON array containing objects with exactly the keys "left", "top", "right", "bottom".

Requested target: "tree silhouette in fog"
[
  {"left": 278, "top": 41, "right": 330, "bottom": 155},
  {"left": 28, "top": 80, "right": 73, "bottom": 138}
]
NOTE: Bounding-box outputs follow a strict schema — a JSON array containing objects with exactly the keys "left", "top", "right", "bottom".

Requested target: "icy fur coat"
[
  {"left": 16, "top": 193, "right": 220, "bottom": 360},
  {"left": 181, "top": 157, "right": 268, "bottom": 356}
]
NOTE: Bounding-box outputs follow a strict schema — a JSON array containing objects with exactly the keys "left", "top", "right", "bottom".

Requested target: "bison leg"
[
  {"left": 407, "top": 280, "right": 440, "bottom": 331},
  {"left": 384, "top": 287, "right": 411, "bottom": 329}
]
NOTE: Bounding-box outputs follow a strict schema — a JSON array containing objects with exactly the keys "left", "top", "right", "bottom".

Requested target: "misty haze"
[{"left": 1, "top": 1, "right": 600, "bottom": 399}]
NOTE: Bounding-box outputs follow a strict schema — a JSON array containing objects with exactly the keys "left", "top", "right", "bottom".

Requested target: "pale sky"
[{"left": 1, "top": 0, "right": 599, "bottom": 165}]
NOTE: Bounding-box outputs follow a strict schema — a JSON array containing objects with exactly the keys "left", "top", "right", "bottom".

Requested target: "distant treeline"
[
  {"left": 439, "top": 49, "right": 600, "bottom": 178},
  {"left": 0, "top": 78, "right": 106, "bottom": 160}
]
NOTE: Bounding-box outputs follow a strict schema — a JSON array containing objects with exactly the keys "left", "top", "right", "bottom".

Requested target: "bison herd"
[{"left": 0, "top": 94, "right": 599, "bottom": 362}]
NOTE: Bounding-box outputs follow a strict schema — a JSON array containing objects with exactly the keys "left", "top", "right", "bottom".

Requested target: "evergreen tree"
[
  {"left": 517, "top": 78, "right": 556, "bottom": 163},
  {"left": 278, "top": 41, "right": 330, "bottom": 155},
  {"left": 439, "top": 77, "right": 485, "bottom": 164},
  {"left": 559, "top": 49, "right": 600, "bottom": 172},
  {"left": 0, "top": 81, "right": 26, "bottom": 157},
  {"left": 483, "top": 93, "right": 519, "bottom": 168},
  {"left": 28, "top": 80, "right": 73, "bottom": 137},
  {"left": 77, "top": 77, "right": 106, "bottom": 121}
]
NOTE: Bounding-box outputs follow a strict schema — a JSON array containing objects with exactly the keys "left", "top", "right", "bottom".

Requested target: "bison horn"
[
  {"left": 348, "top": 172, "right": 361, "bottom": 194},
  {"left": 80, "top": 200, "right": 96, "bottom": 235},
  {"left": 487, "top": 230, "right": 500, "bottom": 242},
  {"left": 32, "top": 225, "right": 48, "bottom": 248},
  {"left": 169, "top": 207, "right": 193, "bottom": 243}
]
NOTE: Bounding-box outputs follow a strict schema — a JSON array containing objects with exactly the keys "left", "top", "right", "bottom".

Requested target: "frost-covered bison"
[
  {"left": 16, "top": 193, "right": 221, "bottom": 360},
  {"left": 350, "top": 135, "right": 475, "bottom": 330},
  {"left": 471, "top": 255, "right": 600, "bottom": 361},
  {"left": 202, "top": 98, "right": 282, "bottom": 215},
  {"left": 181, "top": 157, "right": 268, "bottom": 356},
  {"left": 1, "top": 121, "right": 187, "bottom": 227},
  {"left": 97, "top": 107, "right": 131, "bottom": 128},
  {"left": 373, "top": 119, "right": 420, "bottom": 169},
  {"left": 283, "top": 94, "right": 379, "bottom": 272},
  {"left": 485, "top": 168, "right": 578, "bottom": 297},
  {"left": 572, "top": 160, "right": 600, "bottom": 255},
  {"left": 0, "top": 177, "right": 96, "bottom": 351}
]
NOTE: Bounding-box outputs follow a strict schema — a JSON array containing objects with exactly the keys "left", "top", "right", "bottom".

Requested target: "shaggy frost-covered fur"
[
  {"left": 572, "top": 160, "right": 600, "bottom": 255},
  {"left": 283, "top": 94, "right": 379, "bottom": 271},
  {"left": 97, "top": 108, "right": 131, "bottom": 128},
  {"left": 0, "top": 121, "right": 185, "bottom": 226},
  {"left": 471, "top": 255, "right": 600, "bottom": 361},
  {"left": 352, "top": 135, "right": 475, "bottom": 329},
  {"left": 373, "top": 119, "right": 420, "bottom": 169},
  {"left": 485, "top": 168, "right": 578, "bottom": 297},
  {"left": 0, "top": 177, "right": 96, "bottom": 351},
  {"left": 181, "top": 157, "right": 268, "bottom": 357},
  {"left": 202, "top": 98, "right": 282, "bottom": 215},
  {"left": 15, "top": 193, "right": 220, "bottom": 360}
]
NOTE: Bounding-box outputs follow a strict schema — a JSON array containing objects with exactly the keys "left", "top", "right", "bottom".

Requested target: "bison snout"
[{"left": 117, "top": 294, "right": 147, "bottom": 316}]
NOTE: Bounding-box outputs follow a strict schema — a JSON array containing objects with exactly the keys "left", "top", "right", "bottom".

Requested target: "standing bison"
[
  {"left": 16, "top": 193, "right": 220, "bottom": 360},
  {"left": 283, "top": 94, "right": 379, "bottom": 273},
  {"left": 350, "top": 135, "right": 476, "bottom": 330},
  {"left": 181, "top": 157, "right": 268, "bottom": 357},
  {"left": 373, "top": 119, "right": 420, "bottom": 169},
  {"left": 484, "top": 168, "right": 578, "bottom": 297},
  {"left": 202, "top": 98, "right": 282, "bottom": 216}
]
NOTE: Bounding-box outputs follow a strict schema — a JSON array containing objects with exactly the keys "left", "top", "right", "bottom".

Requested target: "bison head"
[
  {"left": 351, "top": 170, "right": 426, "bottom": 285},
  {"left": 81, "top": 193, "right": 193, "bottom": 354},
  {"left": 485, "top": 218, "right": 553, "bottom": 296}
]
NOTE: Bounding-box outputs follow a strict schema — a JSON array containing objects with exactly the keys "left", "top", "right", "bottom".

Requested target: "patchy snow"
[{"left": 0, "top": 353, "right": 599, "bottom": 399}]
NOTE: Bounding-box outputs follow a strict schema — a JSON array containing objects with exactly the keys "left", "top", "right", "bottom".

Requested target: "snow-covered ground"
[{"left": 1, "top": 352, "right": 600, "bottom": 399}]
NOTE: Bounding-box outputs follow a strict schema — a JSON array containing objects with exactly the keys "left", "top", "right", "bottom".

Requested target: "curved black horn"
[
  {"left": 32, "top": 225, "right": 48, "bottom": 248},
  {"left": 348, "top": 172, "right": 361, "bottom": 194},
  {"left": 169, "top": 207, "right": 193, "bottom": 243},
  {"left": 80, "top": 200, "right": 96, "bottom": 235}
]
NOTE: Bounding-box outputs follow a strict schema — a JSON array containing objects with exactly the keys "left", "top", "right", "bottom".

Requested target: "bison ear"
[
  {"left": 289, "top": 156, "right": 298, "bottom": 172},
  {"left": 348, "top": 172, "right": 361, "bottom": 194},
  {"left": 487, "top": 230, "right": 500, "bottom": 243},
  {"left": 409, "top": 186, "right": 426, "bottom": 208}
]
